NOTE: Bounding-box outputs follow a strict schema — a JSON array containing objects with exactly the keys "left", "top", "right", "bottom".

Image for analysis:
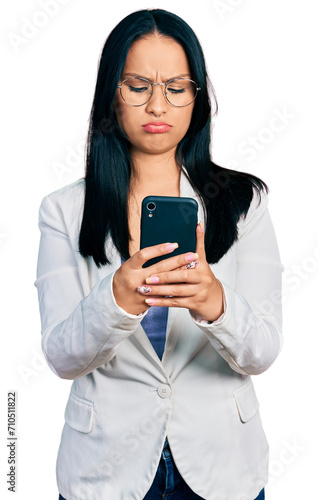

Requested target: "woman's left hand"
[{"left": 137, "top": 222, "right": 224, "bottom": 322}]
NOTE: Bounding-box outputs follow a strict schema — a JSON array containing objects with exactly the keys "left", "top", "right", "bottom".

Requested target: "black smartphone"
[{"left": 140, "top": 196, "right": 198, "bottom": 268}]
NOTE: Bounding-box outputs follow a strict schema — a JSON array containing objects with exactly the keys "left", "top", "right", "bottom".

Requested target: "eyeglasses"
[{"left": 117, "top": 77, "right": 201, "bottom": 107}]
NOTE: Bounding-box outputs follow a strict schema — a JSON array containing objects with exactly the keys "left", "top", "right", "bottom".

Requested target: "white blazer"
[{"left": 34, "top": 170, "right": 283, "bottom": 500}]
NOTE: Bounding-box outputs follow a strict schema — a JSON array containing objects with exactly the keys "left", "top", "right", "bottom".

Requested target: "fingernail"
[
  {"left": 146, "top": 276, "right": 159, "bottom": 284},
  {"left": 165, "top": 243, "right": 179, "bottom": 252},
  {"left": 145, "top": 298, "right": 156, "bottom": 305},
  {"left": 185, "top": 252, "right": 199, "bottom": 262},
  {"left": 137, "top": 285, "right": 151, "bottom": 294}
]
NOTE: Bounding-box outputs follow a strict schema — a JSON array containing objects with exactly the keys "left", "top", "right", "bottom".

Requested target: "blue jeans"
[
  {"left": 143, "top": 439, "right": 265, "bottom": 499},
  {"left": 58, "top": 439, "right": 265, "bottom": 499}
]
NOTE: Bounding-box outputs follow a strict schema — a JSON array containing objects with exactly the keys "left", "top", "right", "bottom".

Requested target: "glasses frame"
[{"left": 117, "top": 77, "right": 201, "bottom": 108}]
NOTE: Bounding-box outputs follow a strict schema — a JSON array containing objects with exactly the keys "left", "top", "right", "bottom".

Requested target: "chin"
[
  {"left": 143, "top": 144, "right": 177, "bottom": 155},
  {"left": 130, "top": 138, "right": 176, "bottom": 155}
]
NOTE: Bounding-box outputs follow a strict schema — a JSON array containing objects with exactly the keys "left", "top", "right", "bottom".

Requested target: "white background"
[{"left": 1, "top": 0, "right": 317, "bottom": 498}]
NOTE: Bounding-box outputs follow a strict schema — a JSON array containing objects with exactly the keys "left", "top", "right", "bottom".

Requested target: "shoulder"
[
  {"left": 204, "top": 164, "right": 269, "bottom": 263},
  {"left": 43, "top": 178, "right": 85, "bottom": 207},
  {"left": 240, "top": 186, "right": 269, "bottom": 222},
  {"left": 38, "top": 179, "right": 85, "bottom": 234},
  {"left": 236, "top": 187, "right": 270, "bottom": 239},
  {"left": 219, "top": 166, "right": 269, "bottom": 230}
]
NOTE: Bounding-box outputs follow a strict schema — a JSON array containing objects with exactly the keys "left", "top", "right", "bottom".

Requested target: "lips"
[{"left": 142, "top": 122, "right": 171, "bottom": 134}]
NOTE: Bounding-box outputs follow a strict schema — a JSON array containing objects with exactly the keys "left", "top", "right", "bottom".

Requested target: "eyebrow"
[{"left": 122, "top": 73, "right": 192, "bottom": 81}]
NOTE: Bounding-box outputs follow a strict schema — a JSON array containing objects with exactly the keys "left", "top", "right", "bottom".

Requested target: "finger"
[
  {"left": 158, "top": 260, "right": 199, "bottom": 273},
  {"left": 137, "top": 284, "right": 198, "bottom": 297},
  {"left": 144, "top": 296, "right": 191, "bottom": 308},
  {"left": 196, "top": 221, "right": 206, "bottom": 260},
  {"left": 130, "top": 242, "right": 179, "bottom": 269},
  {"left": 145, "top": 251, "right": 199, "bottom": 276},
  {"left": 145, "top": 267, "right": 199, "bottom": 285}
]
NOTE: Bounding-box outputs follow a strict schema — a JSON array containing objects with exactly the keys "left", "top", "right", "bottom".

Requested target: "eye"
[
  {"left": 123, "top": 78, "right": 150, "bottom": 94},
  {"left": 166, "top": 85, "right": 186, "bottom": 94},
  {"left": 166, "top": 79, "right": 190, "bottom": 94},
  {"left": 128, "top": 85, "right": 148, "bottom": 93}
]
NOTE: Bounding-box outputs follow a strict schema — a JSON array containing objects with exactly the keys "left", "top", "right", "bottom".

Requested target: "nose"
[{"left": 145, "top": 83, "right": 168, "bottom": 117}]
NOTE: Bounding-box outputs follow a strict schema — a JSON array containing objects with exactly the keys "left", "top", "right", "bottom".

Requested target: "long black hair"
[{"left": 79, "top": 9, "right": 267, "bottom": 267}]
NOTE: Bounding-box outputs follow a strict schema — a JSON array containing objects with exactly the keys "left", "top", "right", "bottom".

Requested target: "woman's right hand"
[
  {"left": 112, "top": 242, "right": 180, "bottom": 315},
  {"left": 113, "top": 242, "right": 199, "bottom": 315}
]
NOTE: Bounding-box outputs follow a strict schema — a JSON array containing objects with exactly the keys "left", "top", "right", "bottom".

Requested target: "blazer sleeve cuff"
[
  {"left": 189, "top": 280, "right": 227, "bottom": 326},
  {"left": 109, "top": 272, "right": 148, "bottom": 320}
]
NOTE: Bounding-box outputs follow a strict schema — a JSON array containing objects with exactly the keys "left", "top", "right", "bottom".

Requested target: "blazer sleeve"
[
  {"left": 34, "top": 194, "right": 147, "bottom": 380},
  {"left": 191, "top": 189, "right": 283, "bottom": 375}
]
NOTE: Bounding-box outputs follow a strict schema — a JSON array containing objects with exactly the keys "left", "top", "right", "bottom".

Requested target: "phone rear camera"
[{"left": 147, "top": 202, "right": 156, "bottom": 211}]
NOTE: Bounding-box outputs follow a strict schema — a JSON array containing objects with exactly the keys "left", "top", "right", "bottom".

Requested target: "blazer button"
[{"left": 157, "top": 384, "right": 172, "bottom": 399}]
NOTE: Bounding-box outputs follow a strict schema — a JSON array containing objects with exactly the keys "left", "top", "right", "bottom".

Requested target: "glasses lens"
[
  {"left": 165, "top": 79, "right": 197, "bottom": 107},
  {"left": 121, "top": 78, "right": 151, "bottom": 106}
]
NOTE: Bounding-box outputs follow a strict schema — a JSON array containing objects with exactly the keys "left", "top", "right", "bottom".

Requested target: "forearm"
[
  {"left": 191, "top": 190, "right": 283, "bottom": 375},
  {"left": 192, "top": 280, "right": 282, "bottom": 375},
  {"left": 38, "top": 271, "right": 147, "bottom": 379}
]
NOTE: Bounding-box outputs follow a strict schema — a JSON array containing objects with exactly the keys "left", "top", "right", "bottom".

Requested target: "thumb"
[{"left": 196, "top": 221, "right": 206, "bottom": 259}]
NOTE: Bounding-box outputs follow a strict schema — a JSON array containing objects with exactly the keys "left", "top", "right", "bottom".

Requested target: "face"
[{"left": 115, "top": 34, "right": 195, "bottom": 157}]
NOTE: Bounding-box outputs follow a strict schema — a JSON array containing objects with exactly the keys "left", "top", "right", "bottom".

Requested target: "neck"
[{"left": 129, "top": 148, "right": 181, "bottom": 195}]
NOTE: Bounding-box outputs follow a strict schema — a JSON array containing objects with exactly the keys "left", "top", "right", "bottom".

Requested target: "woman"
[{"left": 35, "top": 9, "right": 283, "bottom": 500}]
